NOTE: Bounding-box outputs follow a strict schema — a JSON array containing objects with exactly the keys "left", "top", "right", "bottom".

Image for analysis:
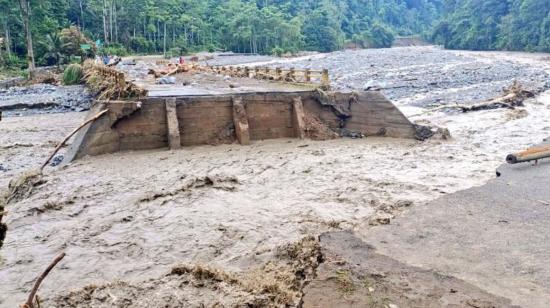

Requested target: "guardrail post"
[
  {"left": 321, "top": 69, "right": 330, "bottom": 87},
  {"left": 289, "top": 67, "right": 295, "bottom": 81},
  {"left": 305, "top": 69, "right": 311, "bottom": 82},
  {"left": 275, "top": 67, "right": 282, "bottom": 80},
  {"left": 264, "top": 67, "right": 269, "bottom": 79},
  {"left": 244, "top": 66, "right": 250, "bottom": 78}
]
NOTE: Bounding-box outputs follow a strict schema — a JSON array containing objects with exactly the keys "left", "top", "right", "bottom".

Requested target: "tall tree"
[{"left": 18, "top": 0, "right": 35, "bottom": 75}]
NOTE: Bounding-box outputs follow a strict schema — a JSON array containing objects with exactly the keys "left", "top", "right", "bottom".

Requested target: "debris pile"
[
  {"left": 429, "top": 81, "right": 536, "bottom": 113},
  {"left": 83, "top": 61, "right": 147, "bottom": 100},
  {"left": 50, "top": 236, "right": 321, "bottom": 307}
]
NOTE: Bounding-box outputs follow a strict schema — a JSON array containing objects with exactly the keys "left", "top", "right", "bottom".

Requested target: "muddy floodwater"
[{"left": 1, "top": 46, "right": 550, "bottom": 307}]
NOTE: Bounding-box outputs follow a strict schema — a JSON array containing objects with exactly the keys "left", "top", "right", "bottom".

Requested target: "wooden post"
[
  {"left": 118, "top": 72, "right": 125, "bottom": 90},
  {"left": 275, "top": 67, "right": 282, "bottom": 80},
  {"left": 305, "top": 69, "right": 311, "bottom": 82},
  {"left": 321, "top": 69, "right": 330, "bottom": 88},
  {"left": 289, "top": 67, "right": 295, "bottom": 81},
  {"left": 264, "top": 67, "right": 269, "bottom": 79},
  {"left": 244, "top": 66, "right": 250, "bottom": 78},
  {"left": 254, "top": 67, "right": 259, "bottom": 78}
]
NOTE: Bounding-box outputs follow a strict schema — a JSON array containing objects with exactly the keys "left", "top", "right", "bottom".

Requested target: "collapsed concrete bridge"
[{"left": 64, "top": 63, "right": 422, "bottom": 162}]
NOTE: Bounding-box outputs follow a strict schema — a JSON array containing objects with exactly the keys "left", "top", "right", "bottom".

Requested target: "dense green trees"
[
  {"left": 0, "top": 0, "right": 548, "bottom": 72},
  {"left": 432, "top": 0, "right": 550, "bottom": 52},
  {"left": 1, "top": 0, "right": 443, "bottom": 70}
]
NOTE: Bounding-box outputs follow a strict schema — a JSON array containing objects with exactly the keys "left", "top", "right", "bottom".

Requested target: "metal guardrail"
[{"left": 207, "top": 65, "right": 330, "bottom": 88}]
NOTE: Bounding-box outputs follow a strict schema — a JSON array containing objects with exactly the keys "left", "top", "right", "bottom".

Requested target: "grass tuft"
[{"left": 63, "top": 64, "right": 83, "bottom": 85}]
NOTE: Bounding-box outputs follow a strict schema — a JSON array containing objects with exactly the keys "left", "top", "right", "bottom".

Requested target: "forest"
[
  {"left": 0, "top": 0, "right": 548, "bottom": 71},
  {"left": 432, "top": 0, "right": 550, "bottom": 52}
]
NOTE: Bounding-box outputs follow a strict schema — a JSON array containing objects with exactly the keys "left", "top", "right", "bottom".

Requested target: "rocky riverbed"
[
  {"left": 1, "top": 46, "right": 550, "bottom": 307},
  {"left": 212, "top": 46, "right": 550, "bottom": 107},
  {"left": 0, "top": 84, "right": 92, "bottom": 117}
]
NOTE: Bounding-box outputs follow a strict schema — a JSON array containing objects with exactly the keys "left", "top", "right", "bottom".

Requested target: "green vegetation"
[
  {"left": 0, "top": 0, "right": 548, "bottom": 74},
  {"left": 432, "top": 0, "right": 550, "bottom": 52},
  {"left": 63, "top": 63, "right": 83, "bottom": 85}
]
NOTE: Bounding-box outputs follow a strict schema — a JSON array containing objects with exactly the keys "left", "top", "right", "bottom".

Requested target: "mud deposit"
[
  {"left": 0, "top": 84, "right": 92, "bottom": 116},
  {"left": 1, "top": 47, "right": 550, "bottom": 307}
]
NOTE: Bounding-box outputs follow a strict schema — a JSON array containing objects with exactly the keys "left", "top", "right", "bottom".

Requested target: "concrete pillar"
[
  {"left": 232, "top": 97, "right": 251, "bottom": 145},
  {"left": 292, "top": 97, "right": 306, "bottom": 139},
  {"left": 165, "top": 98, "right": 181, "bottom": 150}
]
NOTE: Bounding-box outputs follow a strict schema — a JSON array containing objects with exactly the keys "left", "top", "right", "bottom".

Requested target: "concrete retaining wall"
[{"left": 65, "top": 90, "right": 417, "bottom": 161}]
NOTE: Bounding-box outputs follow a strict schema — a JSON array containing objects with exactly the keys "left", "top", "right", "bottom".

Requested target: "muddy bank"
[
  {"left": 302, "top": 231, "right": 518, "bottom": 308},
  {"left": 0, "top": 84, "right": 92, "bottom": 117},
  {"left": 358, "top": 147, "right": 550, "bottom": 307}
]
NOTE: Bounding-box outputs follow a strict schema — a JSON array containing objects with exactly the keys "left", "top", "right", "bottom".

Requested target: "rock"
[
  {"left": 340, "top": 128, "right": 363, "bottom": 139},
  {"left": 121, "top": 59, "right": 137, "bottom": 65},
  {"left": 156, "top": 76, "right": 176, "bottom": 85},
  {"left": 413, "top": 124, "right": 435, "bottom": 141}
]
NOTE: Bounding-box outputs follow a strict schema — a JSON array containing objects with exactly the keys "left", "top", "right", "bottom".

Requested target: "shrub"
[
  {"left": 60, "top": 26, "right": 96, "bottom": 58},
  {"left": 207, "top": 44, "right": 216, "bottom": 53},
  {"left": 271, "top": 47, "right": 284, "bottom": 57},
  {"left": 129, "top": 37, "right": 154, "bottom": 54},
  {"left": 0, "top": 54, "right": 26, "bottom": 69},
  {"left": 102, "top": 43, "right": 129, "bottom": 57},
  {"left": 63, "top": 64, "right": 83, "bottom": 85},
  {"left": 362, "top": 23, "right": 395, "bottom": 48},
  {"left": 168, "top": 47, "right": 183, "bottom": 57}
]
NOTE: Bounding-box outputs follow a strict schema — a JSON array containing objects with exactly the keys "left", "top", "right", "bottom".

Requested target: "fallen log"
[
  {"left": 41, "top": 109, "right": 109, "bottom": 170},
  {"left": 506, "top": 145, "right": 550, "bottom": 164},
  {"left": 411, "top": 81, "right": 535, "bottom": 116}
]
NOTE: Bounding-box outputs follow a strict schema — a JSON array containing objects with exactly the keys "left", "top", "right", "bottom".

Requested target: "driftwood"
[
  {"left": 22, "top": 253, "right": 66, "bottom": 308},
  {"left": 148, "top": 63, "right": 199, "bottom": 78},
  {"left": 411, "top": 81, "right": 535, "bottom": 117},
  {"left": 41, "top": 109, "right": 109, "bottom": 170}
]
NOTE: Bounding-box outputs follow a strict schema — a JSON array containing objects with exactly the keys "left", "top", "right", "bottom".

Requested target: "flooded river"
[{"left": 1, "top": 47, "right": 549, "bottom": 306}]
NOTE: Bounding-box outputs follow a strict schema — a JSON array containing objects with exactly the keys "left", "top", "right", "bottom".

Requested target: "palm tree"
[{"left": 43, "top": 32, "right": 64, "bottom": 68}]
